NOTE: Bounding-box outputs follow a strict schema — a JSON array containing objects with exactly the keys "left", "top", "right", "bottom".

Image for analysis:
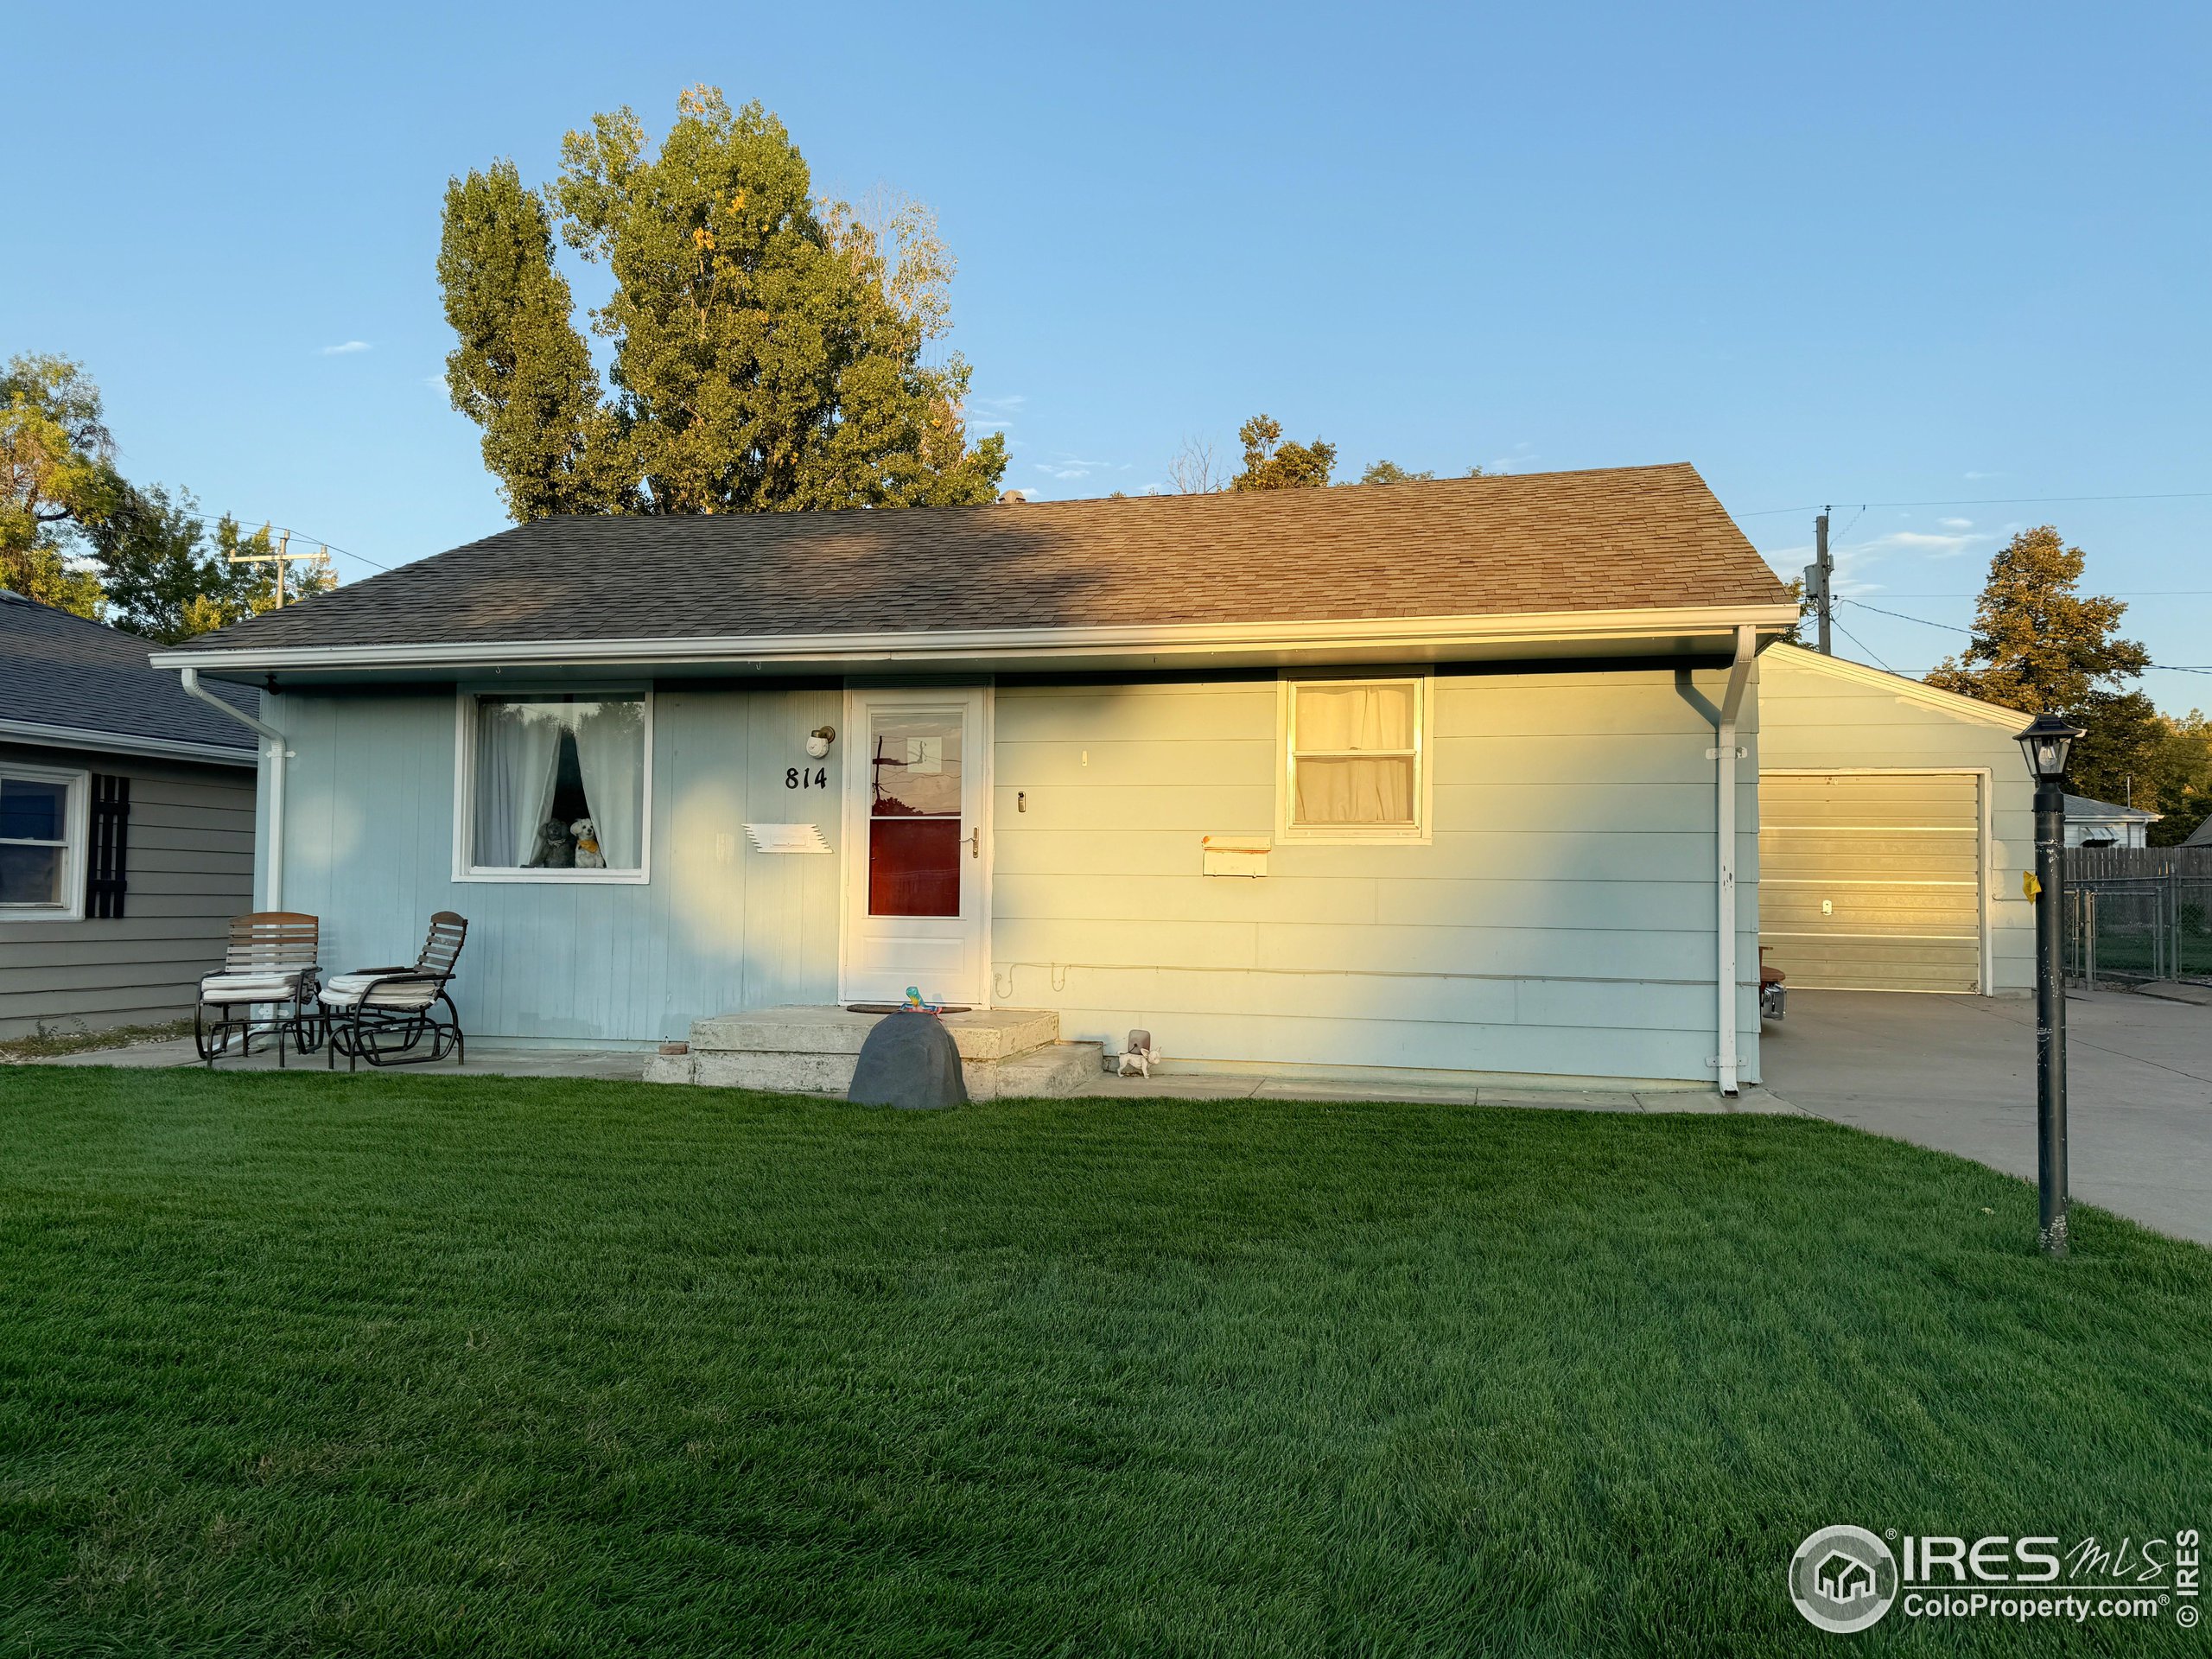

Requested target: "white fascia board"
[
  {"left": 152, "top": 603, "right": 1802, "bottom": 678},
  {"left": 1764, "top": 641, "right": 2035, "bottom": 733},
  {"left": 0, "top": 717, "right": 257, "bottom": 767}
]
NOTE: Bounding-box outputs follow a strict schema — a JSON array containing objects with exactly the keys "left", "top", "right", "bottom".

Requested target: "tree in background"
[
  {"left": 1923, "top": 524, "right": 2185, "bottom": 808},
  {"left": 1230, "top": 416, "right": 1334, "bottom": 491},
  {"left": 1165, "top": 435, "right": 1225, "bottom": 495},
  {"left": 1, "top": 354, "right": 119, "bottom": 616},
  {"left": 1358, "top": 461, "right": 1491, "bottom": 485},
  {"left": 438, "top": 86, "right": 1007, "bottom": 519},
  {"left": 92, "top": 486, "right": 331, "bottom": 644},
  {"left": 0, "top": 354, "right": 324, "bottom": 636},
  {"left": 2144, "top": 710, "right": 2212, "bottom": 846}
]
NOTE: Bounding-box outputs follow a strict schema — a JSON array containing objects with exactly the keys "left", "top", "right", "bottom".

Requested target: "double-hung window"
[
  {"left": 0, "top": 764, "right": 88, "bottom": 920},
  {"left": 454, "top": 691, "right": 652, "bottom": 880},
  {"left": 1280, "top": 675, "right": 1429, "bottom": 842}
]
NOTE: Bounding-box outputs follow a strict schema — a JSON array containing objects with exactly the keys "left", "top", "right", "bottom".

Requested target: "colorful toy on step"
[{"left": 904, "top": 986, "right": 945, "bottom": 1015}]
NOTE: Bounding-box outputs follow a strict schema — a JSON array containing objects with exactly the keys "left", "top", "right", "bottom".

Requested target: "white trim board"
[
  {"left": 0, "top": 717, "right": 257, "bottom": 767},
  {"left": 1764, "top": 642, "right": 2035, "bottom": 733},
  {"left": 153, "top": 603, "right": 1802, "bottom": 678}
]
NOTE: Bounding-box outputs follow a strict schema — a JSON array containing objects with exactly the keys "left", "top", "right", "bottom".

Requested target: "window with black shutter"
[{"left": 87, "top": 774, "right": 130, "bottom": 918}]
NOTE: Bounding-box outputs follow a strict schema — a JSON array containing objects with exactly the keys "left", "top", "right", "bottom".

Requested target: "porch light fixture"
[
  {"left": 806, "top": 725, "right": 837, "bottom": 759},
  {"left": 2016, "top": 711, "right": 2084, "bottom": 782},
  {"left": 2019, "top": 709, "right": 2087, "bottom": 1259}
]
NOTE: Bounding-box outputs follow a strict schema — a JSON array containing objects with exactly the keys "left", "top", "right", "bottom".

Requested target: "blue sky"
[{"left": 10, "top": 3, "right": 2210, "bottom": 709}]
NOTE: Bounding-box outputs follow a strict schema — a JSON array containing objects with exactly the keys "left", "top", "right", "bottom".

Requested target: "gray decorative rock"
[{"left": 847, "top": 1011, "right": 969, "bottom": 1109}]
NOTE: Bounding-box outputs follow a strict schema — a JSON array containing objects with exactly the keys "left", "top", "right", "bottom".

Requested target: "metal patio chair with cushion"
[
  {"left": 321, "top": 912, "right": 469, "bottom": 1071},
  {"left": 195, "top": 912, "right": 323, "bottom": 1067}
]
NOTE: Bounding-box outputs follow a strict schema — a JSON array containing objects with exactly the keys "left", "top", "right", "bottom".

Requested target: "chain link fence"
[{"left": 2066, "top": 872, "right": 2212, "bottom": 988}]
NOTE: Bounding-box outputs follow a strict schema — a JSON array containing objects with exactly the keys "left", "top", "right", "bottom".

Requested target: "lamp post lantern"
[{"left": 2018, "top": 710, "right": 2086, "bottom": 1257}]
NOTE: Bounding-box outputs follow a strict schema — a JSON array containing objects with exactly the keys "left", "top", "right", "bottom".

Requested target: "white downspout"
[
  {"left": 180, "top": 667, "right": 289, "bottom": 911},
  {"left": 1713, "top": 625, "right": 1757, "bottom": 1097}
]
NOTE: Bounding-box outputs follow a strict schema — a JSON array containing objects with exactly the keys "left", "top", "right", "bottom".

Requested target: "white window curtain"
[
  {"left": 1294, "top": 682, "right": 1418, "bottom": 827},
  {"left": 1297, "top": 683, "right": 1414, "bottom": 752},
  {"left": 474, "top": 703, "right": 563, "bottom": 867},
  {"left": 573, "top": 702, "right": 645, "bottom": 870}
]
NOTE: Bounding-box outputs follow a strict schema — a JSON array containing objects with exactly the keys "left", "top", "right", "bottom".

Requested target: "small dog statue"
[
  {"left": 571, "top": 817, "right": 606, "bottom": 869},
  {"left": 1117, "top": 1028, "right": 1159, "bottom": 1078}
]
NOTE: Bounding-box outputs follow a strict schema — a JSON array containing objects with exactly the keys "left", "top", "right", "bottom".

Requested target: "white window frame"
[
  {"left": 1275, "top": 671, "right": 1433, "bottom": 845},
  {"left": 0, "top": 761, "right": 90, "bottom": 922},
  {"left": 450, "top": 687, "right": 654, "bottom": 884}
]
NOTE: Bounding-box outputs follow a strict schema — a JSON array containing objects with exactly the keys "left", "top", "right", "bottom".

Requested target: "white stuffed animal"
[
  {"left": 570, "top": 817, "right": 606, "bottom": 869},
  {"left": 1117, "top": 1028, "right": 1159, "bottom": 1078}
]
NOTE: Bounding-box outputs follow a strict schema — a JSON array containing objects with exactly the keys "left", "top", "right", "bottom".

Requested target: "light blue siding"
[
  {"left": 990, "top": 666, "right": 1759, "bottom": 1085},
  {"left": 269, "top": 664, "right": 1757, "bottom": 1083},
  {"left": 270, "top": 685, "right": 842, "bottom": 1044}
]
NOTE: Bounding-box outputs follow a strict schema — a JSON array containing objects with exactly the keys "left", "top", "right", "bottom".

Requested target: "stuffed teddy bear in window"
[
  {"left": 530, "top": 820, "right": 574, "bottom": 868},
  {"left": 570, "top": 817, "right": 606, "bottom": 869}
]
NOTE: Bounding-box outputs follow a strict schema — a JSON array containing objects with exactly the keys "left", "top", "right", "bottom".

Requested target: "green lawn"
[{"left": 3, "top": 1071, "right": 2207, "bottom": 1656}]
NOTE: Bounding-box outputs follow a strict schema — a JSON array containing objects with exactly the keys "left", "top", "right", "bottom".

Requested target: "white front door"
[{"left": 840, "top": 686, "right": 991, "bottom": 1007}]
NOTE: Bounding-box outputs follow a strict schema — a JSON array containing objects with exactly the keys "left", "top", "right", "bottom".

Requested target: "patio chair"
[
  {"left": 195, "top": 912, "right": 322, "bottom": 1067},
  {"left": 321, "top": 912, "right": 469, "bottom": 1071}
]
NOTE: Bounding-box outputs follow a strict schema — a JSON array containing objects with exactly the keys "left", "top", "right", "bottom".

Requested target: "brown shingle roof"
[{"left": 177, "top": 462, "right": 1785, "bottom": 652}]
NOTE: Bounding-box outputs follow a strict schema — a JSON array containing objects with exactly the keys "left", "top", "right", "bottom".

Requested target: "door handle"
[{"left": 968, "top": 827, "right": 980, "bottom": 860}]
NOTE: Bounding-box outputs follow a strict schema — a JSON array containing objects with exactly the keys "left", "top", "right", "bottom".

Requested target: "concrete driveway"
[{"left": 1761, "top": 989, "right": 2212, "bottom": 1246}]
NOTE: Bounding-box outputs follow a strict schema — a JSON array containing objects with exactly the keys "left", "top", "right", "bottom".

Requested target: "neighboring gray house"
[
  {"left": 2063, "top": 792, "right": 2158, "bottom": 849},
  {"left": 155, "top": 465, "right": 1799, "bottom": 1092},
  {"left": 0, "top": 591, "right": 260, "bottom": 1038}
]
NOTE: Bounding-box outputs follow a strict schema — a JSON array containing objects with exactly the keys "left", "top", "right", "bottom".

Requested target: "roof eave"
[
  {"left": 0, "top": 716, "right": 257, "bottom": 767},
  {"left": 154, "top": 602, "right": 1801, "bottom": 684}
]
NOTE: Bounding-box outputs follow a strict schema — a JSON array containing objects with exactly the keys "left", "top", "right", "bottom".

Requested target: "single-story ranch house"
[{"left": 156, "top": 465, "right": 1804, "bottom": 1091}]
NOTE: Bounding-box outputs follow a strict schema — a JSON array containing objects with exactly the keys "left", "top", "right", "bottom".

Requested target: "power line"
[
  {"left": 1836, "top": 598, "right": 2212, "bottom": 676},
  {"left": 1738, "top": 488, "right": 2212, "bottom": 518},
  {"left": 162, "top": 508, "right": 395, "bottom": 574},
  {"left": 1828, "top": 615, "right": 1892, "bottom": 671}
]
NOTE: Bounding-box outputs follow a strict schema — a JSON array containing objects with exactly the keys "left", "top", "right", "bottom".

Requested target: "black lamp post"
[{"left": 2018, "top": 710, "right": 2086, "bottom": 1257}]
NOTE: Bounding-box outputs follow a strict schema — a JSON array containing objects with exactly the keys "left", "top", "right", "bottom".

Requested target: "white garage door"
[{"left": 1759, "top": 772, "right": 1984, "bottom": 993}]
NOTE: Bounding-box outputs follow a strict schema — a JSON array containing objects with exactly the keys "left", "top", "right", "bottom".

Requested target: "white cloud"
[
  {"left": 319, "top": 340, "right": 372, "bottom": 356},
  {"left": 1962, "top": 469, "right": 2004, "bottom": 481},
  {"left": 1938, "top": 517, "right": 1974, "bottom": 530},
  {"left": 1032, "top": 454, "right": 1123, "bottom": 482},
  {"left": 965, "top": 392, "right": 1025, "bottom": 431}
]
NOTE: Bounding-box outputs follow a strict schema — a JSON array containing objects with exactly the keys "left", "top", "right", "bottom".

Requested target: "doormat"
[{"left": 844, "top": 1003, "right": 975, "bottom": 1015}]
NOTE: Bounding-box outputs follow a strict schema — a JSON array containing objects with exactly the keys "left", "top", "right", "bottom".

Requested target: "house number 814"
[{"left": 785, "top": 766, "right": 828, "bottom": 789}]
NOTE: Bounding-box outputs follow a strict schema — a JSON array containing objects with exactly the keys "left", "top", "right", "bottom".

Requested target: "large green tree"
[
  {"left": 1230, "top": 416, "right": 1335, "bottom": 491},
  {"left": 1, "top": 354, "right": 321, "bottom": 636},
  {"left": 90, "top": 486, "right": 329, "bottom": 644},
  {"left": 2143, "top": 710, "right": 2212, "bottom": 845},
  {"left": 438, "top": 87, "right": 1006, "bottom": 519},
  {"left": 2, "top": 354, "right": 120, "bottom": 615},
  {"left": 1923, "top": 524, "right": 2170, "bottom": 806}
]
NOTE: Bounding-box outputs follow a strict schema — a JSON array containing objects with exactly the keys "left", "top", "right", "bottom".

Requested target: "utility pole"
[
  {"left": 226, "top": 528, "right": 331, "bottom": 609},
  {"left": 1802, "top": 508, "right": 1834, "bottom": 654}
]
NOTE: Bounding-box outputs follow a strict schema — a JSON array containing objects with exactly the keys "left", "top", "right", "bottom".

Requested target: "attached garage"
[
  {"left": 1757, "top": 644, "right": 2035, "bottom": 995},
  {"left": 1758, "top": 770, "right": 1986, "bottom": 992}
]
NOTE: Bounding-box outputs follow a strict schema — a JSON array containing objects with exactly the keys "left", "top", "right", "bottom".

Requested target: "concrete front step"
[
  {"left": 686, "top": 1004, "right": 1060, "bottom": 1062},
  {"left": 644, "top": 1004, "right": 1100, "bottom": 1101}
]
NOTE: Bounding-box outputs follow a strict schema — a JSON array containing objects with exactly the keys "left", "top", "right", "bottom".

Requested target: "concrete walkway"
[
  {"left": 20, "top": 1032, "right": 1796, "bottom": 1114},
  {"left": 23, "top": 1036, "right": 652, "bottom": 1083},
  {"left": 1762, "top": 989, "right": 2212, "bottom": 1246}
]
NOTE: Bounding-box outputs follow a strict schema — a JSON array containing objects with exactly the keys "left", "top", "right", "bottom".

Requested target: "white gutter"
[
  {"left": 178, "top": 668, "right": 290, "bottom": 909},
  {"left": 1711, "top": 624, "right": 1757, "bottom": 1096},
  {"left": 0, "top": 717, "right": 257, "bottom": 767},
  {"left": 149, "top": 602, "right": 1802, "bottom": 678}
]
